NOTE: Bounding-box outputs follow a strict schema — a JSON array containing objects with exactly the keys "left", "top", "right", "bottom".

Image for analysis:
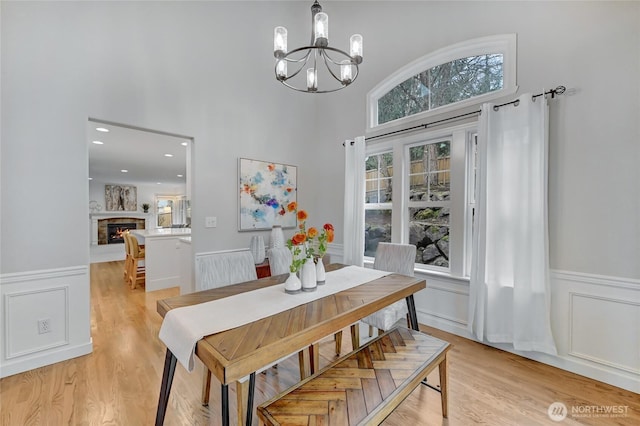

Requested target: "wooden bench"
[{"left": 257, "top": 326, "right": 451, "bottom": 425}]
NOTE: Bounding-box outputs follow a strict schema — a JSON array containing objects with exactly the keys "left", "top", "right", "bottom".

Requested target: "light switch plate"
[{"left": 205, "top": 216, "right": 217, "bottom": 228}]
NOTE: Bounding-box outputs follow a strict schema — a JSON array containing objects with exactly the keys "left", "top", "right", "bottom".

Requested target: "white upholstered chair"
[
  {"left": 266, "top": 247, "right": 292, "bottom": 276},
  {"left": 196, "top": 250, "right": 258, "bottom": 291},
  {"left": 354, "top": 242, "right": 416, "bottom": 346},
  {"left": 195, "top": 249, "right": 306, "bottom": 423}
]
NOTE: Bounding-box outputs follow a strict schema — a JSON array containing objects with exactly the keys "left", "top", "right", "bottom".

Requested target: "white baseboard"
[{"left": 0, "top": 340, "right": 93, "bottom": 378}]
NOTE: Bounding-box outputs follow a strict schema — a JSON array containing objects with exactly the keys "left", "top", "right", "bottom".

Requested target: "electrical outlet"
[
  {"left": 38, "top": 318, "right": 51, "bottom": 334},
  {"left": 205, "top": 216, "right": 217, "bottom": 228}
]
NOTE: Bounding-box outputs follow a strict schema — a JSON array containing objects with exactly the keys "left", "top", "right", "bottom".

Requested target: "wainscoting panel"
[
  {"left": 569, "top": 293, "right": 640, "bottom": 375},
  {"left": 5, "top": 286, "right": 69, "bottom": 358},
  {"left": 0, "top": 265, "right": 93, "bottom": 378}
]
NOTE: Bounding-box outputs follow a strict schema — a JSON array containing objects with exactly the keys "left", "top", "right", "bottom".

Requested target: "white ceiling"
[{"left": 88, "top": 121, "right": 189, "bottom": 186}]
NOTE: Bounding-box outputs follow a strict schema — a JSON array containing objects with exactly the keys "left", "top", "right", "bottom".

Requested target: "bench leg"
[
  {"left": 298, "top": 350, "right": 306, "bottom": 379},
  {"left": 439, "top": 354, "right": 449, "bottom": 418},
  {"left": 334, "top": 330, "right": 342, "bottom": 356},
  {"left": 350, "top": 324, "right": 360, "bottom": 350},
  {"left": 309, "top": 343, "right": 319, "bottom": 375},
  {"left": 201, "top": 368, "right": 212, "bottom": 405}
]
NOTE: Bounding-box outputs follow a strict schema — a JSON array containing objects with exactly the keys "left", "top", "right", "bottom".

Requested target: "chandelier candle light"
[{"left": 274, "top": 1, "right": 363, "bottom": 93}]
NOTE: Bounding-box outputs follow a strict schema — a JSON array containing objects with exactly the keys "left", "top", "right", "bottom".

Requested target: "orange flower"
[
  {"left": 291, "top": 233, "right": 306, "bottom": 245},
  {"left": 297, "top": 210, "right": 308, "bottom": 222},
  {"left": 287, "top": 202, "right": 297, "bottom": 212},
  {"left": 268, "top": 164, "right": 275, "bottom": 171},
  {"left": 327, "top": 229, "right": 334, "bottom": 243},
  {"left": 307, "top": 227, "right": 318, "bottom": 238}
]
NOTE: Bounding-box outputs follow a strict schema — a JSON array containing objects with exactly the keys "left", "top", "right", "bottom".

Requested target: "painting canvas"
[
  {"left": 239, "top": 158, "right": 297, "bottom": 230},
  {"left": 105, "top": 184, "right": 137, "bottom": 211}
]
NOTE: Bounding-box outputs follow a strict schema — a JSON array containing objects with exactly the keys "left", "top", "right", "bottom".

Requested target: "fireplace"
[{"left": 107, "top": 223, "right": 138, "bottom": 244}]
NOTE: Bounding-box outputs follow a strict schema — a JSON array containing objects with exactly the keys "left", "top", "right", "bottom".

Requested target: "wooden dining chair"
[
  {"left": 123, "top": 230, "right": 132, "bottom": 282},
  {"left": 125, "top": 233, "right": 146, "bottom": 289},
  {"left": 352, "top": 242, "right": 416, "bottom": 347}
]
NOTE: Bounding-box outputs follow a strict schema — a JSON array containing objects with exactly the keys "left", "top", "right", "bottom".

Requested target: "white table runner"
[{"left": 159, "top": 265, "right": 388, "bottom": 371}]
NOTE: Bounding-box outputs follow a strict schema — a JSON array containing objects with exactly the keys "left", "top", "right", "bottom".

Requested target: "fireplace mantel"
[{"left": 90, "top": 212, "right": 149, "bottom": 220}]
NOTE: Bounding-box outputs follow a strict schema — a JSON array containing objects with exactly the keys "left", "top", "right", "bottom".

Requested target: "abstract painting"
[
  {"left": 238, "top": 158, "right": 297, "bottom": 230},
  {"left": 105, "top": 184, "right": 137, "bottom": 211}
]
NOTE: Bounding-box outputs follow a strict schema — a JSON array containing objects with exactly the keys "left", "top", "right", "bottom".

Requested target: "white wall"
[
  {"left": 1, "top": 1, "right": 639, "bottom": 391},
  {"left": 89, "top": 180, "right": 185, "bottom": 214}
]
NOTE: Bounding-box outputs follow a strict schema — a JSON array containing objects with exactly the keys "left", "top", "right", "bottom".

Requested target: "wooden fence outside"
[{"left": 366, "top": 158, "right": 450, "bottom": 193}]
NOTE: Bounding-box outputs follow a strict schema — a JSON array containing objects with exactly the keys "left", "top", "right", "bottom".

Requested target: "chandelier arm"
[
  {"left": 282, "top": 48, "right": 313, "bottom": 64},
  {"left": 321, "top": 48, "right": 355, "bottom": 66},
  {"left": 320, "top": 50, "right": 344, "bottom": 84}
]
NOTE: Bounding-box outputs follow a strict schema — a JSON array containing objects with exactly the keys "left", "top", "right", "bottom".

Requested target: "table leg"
[
  {"left": 155, "top": 349, "right": 178, "bottom": 426},
  {"left": 221, "top": 384, "right": 229, "bottom": 426},
  {"left": 405, "top": 295, "right": 419, "bottom": 331},
  {"left": 245, "top": 372, "right": 256, "bottom": 426}
]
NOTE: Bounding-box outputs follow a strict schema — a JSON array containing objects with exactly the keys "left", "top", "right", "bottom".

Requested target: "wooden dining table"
[{"left": 154, "top": 263, "right": 426, "bottom": 426}]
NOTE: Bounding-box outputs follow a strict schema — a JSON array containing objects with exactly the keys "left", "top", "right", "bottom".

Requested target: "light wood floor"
[{"left": 1, "top": 260, "right": 638, "bottom": 425}]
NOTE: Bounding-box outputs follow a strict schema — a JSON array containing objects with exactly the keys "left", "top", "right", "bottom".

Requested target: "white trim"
[
  {"left": 367, "top": 34, "right": 518, "bottom": 133},
  {"left": 0, "top": 341, "right": 93, "bottom": 378},
  {"left": 0, "top": 265, "right": 88, "bottom": 285},
  {"left": 554, "top": 269, "right": 640, "bottom": 290}
]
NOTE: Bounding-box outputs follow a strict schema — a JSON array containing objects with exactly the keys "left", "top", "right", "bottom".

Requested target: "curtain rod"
[{"left": 360, "top": 85, "right": 566, "bottom": 143}]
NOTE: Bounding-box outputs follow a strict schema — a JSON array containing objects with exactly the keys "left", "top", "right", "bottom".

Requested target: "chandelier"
[{"left": 273, "top": 1, "right": 363, "bottom": 93}]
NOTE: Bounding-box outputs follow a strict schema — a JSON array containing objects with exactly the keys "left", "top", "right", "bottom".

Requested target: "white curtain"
[
  {"left": 343, "top": 136, "right": 366, "bottom": 266},
  {"left": 468, "top": 94, "right": 557, "bottom": 355}
]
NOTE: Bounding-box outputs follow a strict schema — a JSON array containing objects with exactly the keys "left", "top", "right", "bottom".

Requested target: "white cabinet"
[{"left": 130, "top": 229, "right": 191, "bottom": 292}]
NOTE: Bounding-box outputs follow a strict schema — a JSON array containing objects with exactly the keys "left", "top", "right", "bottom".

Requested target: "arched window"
[{"left": 367, "top": 34, "right": 517, "bottom": 131}]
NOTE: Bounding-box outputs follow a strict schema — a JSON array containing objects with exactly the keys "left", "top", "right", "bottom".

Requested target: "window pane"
[
  {"left": 378, "top": 54, "right": 504, "bottom": 125},
  {"left": 409, "top": 141, "right": 450, "bottom": 201},
  {"left": 365, "top": 209, "right": 391, "bottom": 257},
  {"left": 429, "top": 172, "right": 450, "bottom": 201},
  {"left": 409, "top": 207, "right": 449, "bottom": 267},
  {"left": 365, "top": 153, "right": 393, "bottom": 204}
]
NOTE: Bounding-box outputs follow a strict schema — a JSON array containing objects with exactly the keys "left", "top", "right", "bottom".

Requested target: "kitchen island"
[{"left": 130, "top": 228, "right": 191, "bottom": 292}]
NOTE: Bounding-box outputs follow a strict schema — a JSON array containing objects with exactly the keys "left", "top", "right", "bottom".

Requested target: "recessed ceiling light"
[
  {"left": 164, "top": 153, "right": 174, "bottom": 157},
  {"left": 96, "top": 127, "right": 109, "bottom": 132},
  {"left": 88, "top": 177, "right": 93, "bottom": 180},
  {"left": 92, "top": 140, "right": 104, "bottom": 145},
  {"left": 181, "top": 142, "right": 188, "bottom": 146},
  {"left": 177, "top": 174, "right": 183, "bottom": 178},
  {"left": 157, "top": 182, "right": 162, "bottom": 185},
  {"left": 121, "top": 169, "right": 128, "bottom": 173}
]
